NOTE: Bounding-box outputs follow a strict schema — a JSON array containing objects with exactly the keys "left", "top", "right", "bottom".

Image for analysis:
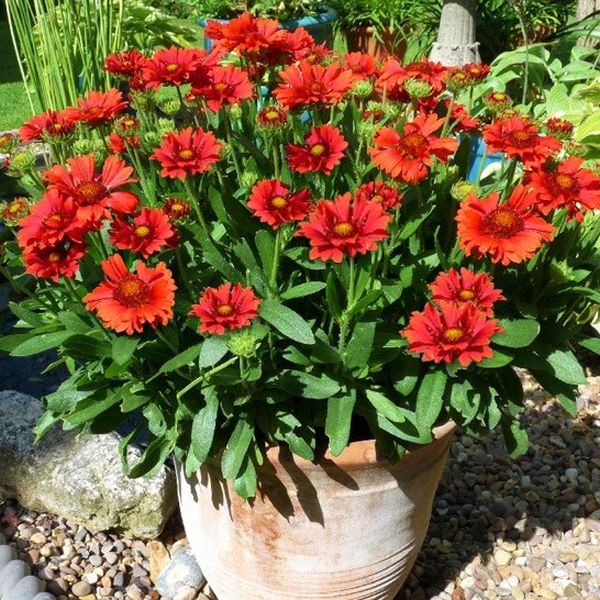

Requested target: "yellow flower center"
[
  {"left": 493, "top": 92, "right": 507, "bottom": 101},
  {"left": 215, "top": 82, "right": 227, "bottom": 91},
  {"left": 114, "top": 275, "right": 150, "bottom": 307},
  {"left": 266, "top": 110, "right": 280, "bottom": 121},
  {"left": 134, "top": 225, "right": 150, "bottom": 237},
  {"left": 217, "top": 303, "right": 233, "bottom": 316},
  {"left": 555, "top": 174, "right": 574, "bottom": 190},
  {"left": 333, "top": 221, "right": 354, "bottom": 237},
  {"left": 9, "top": 203, "right": 21, "bottom": 214},
  {"left": 458, "top": 289, "right": 475, "bottom": 301},
  {"left": 443, "top": 327, "right": 464, "bottom": 342},
  {"left": 371, "top": 194, "right": 384, "bottom": 203},
  {"left": 178, "top": 149, "right": 195, "bottom": 160},
  {"left": 165, "top": 63, "right": 179, "bottom": 72},
  {"left": 271, "top": 196, "right": 287, "bottom": 209},
  {"left": 48, "top": 251, "right": 61, "bottom": 263},
  {"left": 171, "top": 203, "right": 184, "bottom": 212},
  {"left": 310, "top": 143, "right": 326, "bottom": 156}
]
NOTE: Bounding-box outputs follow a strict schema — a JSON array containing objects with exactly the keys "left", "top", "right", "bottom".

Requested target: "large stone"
[
  {"left": 5, "top": 575, "right": 46, "bottom": 600},
  {"left": 0, "top": 559, "right": 30, "bottom": 595},
  {"left": 0, "top": 391, "right": 176, "bottom": 539},
  {"left": 156, "top": 546, "right": 206, "bottom": 600}
]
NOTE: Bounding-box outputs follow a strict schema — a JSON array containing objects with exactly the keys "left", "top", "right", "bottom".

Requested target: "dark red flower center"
[
  {"left": 114, "top": 275, "right": 150, "bottom": 308},
  {"left": 76, "top": 181, "right": 106, "bottom": 204},
  {"left": 47, "top": 251, "right": 61, "bottom": 263},
  {"left": 371, "top": 194, "right": 384, "bottom": 203},
  {"left": 553, "top": 174, "right": 576, "bottom": 191},
  {"left": 401, "top": 132, "right": 425, "bottom": 156},
  {"left": 134, "top": 225, "right": 151, "bottom": 238},
  {"left": 458, "top": 289, "right": 475, "bottom": 301},
  {"left": 49, "top": 123, "right": 64, "bottom": 134},
  {"left": 178, "top": 149, "right": 195, "bottom": 160},
  {"left": 310, "top": 143, "right": 326, "bottom": 157},
  {"left": 215, "top": 82, "right": 228, "bottom": 92},
  {"left": 442, "top": 327, "right": 464, "bottom": 342},
  {"left": 509, "top": 130, "right": 535, "bottom": 148},
  {"left": 333, "top": 221, "right": 354, "bottom": 237},
  {"left": 216, "top": 303, "right": 233, "bottom": 316},
  {"left": 270, "top": 195, "right": 288, "bottom": 209},
  {"left": 485, "top": 207, "right": 524, "bottom": 237},
  {"left": 310, "top": 82, "right": 324, "bottom": 94}
]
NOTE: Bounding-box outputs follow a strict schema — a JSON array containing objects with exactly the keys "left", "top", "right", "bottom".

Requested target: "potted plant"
[
  {"left": 2, "top": 14, "right": 600, "bottom": 599},
  {"left": 197, "top": 0, "right": 338, "bottom": 49}
]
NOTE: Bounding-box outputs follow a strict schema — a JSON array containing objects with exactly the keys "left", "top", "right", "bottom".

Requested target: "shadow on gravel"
[{"left": 396, "top": 383, "right": 600, "bottom": 599}]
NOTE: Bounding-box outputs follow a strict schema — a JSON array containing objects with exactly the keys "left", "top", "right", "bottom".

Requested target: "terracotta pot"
[
  {"left": 345, "top": 25, "right": 407, "bottom": 62},
  {"left": 176, "top": 420, "right": 455, "bottom": 600}
]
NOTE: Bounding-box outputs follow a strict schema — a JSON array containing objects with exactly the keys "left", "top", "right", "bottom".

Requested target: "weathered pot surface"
[{"left": 177, "top": 420, "right": 456, "bottom": 600}]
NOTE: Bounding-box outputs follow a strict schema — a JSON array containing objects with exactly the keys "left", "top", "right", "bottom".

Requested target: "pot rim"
[{"left": 264, "top": 420, "right": 456, "bottom": 470}]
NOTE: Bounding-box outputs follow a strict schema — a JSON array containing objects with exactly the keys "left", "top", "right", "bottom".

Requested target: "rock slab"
[
  {"left": 156, "top": 546, "right": 206, "bottom": 600},
  {"left": 0, "top": 391, "right": 177, "bottom": 539}
]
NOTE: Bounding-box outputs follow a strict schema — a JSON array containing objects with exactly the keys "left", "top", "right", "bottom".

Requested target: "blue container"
[
  {"left": 198, "top": 6, "right": 338, "bottom": 52},
  {"left": 466, "top": 135, "right": 504, "bottom": 183}
]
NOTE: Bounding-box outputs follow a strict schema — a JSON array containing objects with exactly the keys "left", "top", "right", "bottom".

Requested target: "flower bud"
[
  {"left": 451, "top": 180, "right": 479, "bottom": 201},
  {"left": 240, "top": 170, "right": 258, "bottom": 189},
  {"left": 0, "top": 132, "right": 17, "bottom": 154},
  {"left": 130, "top": 91, "right": 155, "bottom": 113},
  {"left": 228, "top": 104, "right": 243, "bottom": 120},
  {"left": 357, "top": 119, "right": 379, "bottom": 142},
  {"left": 6, "top": 151, "right": 36, "bottom": 178},
  {"left": 484, "top": 91, "right": 512, "bottom": 113},
  {"left": 564, "top": 140, "right": 586, "bottom": 158},
  {"left": 72, "top": 139, "right": 106, "bottom": 162},
  {"left": 353, "top": 79, "right": 374, "bottom": 98},
  {"left": 1, "top": 196, "right": 29, "bottom": 225},
  {"left": 157, "top": 118, "right": 176, "bottom": 137},
  {"left": 227, "top": 330, "right": 258, "bottom": 357},
  {"left": 404, "top": 78, "right": 433, "bottom": 99},
  {"left": 158, "top": 98, "right": 181, "bottom": 117}
]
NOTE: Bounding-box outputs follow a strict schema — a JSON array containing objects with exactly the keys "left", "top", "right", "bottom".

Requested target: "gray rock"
[
  {"left": 0, "top": 544, "right": 17, "bottom": 568},
  {"left": 156, "top": 546, "right": 206, "bottom": 600},
  {"left": 5, "top": 575, "right": 46, "bottom": 600},
  {"left": 0, "top": 559, "right": 31, "bottom": 595},
  {"left": 0, "top": 391, "right": 176, "bottom": 539},
  {"left": 0, "top": 532, "right": 5, "bottom": 544},
  {"left": 32, "top": 595, "right": 56, "bottom": 600}
]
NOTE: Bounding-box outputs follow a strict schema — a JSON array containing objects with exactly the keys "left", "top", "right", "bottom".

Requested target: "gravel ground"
[{"left": 1, "top": 377, "right": 599, "bottom": 600}]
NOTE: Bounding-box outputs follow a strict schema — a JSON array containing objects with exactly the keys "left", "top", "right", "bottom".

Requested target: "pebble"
[{"left": 71, "top": 580, "right": 92, "bottom": 596}]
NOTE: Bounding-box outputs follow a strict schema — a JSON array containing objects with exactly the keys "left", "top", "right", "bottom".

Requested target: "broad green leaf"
[
  {"left": 160, "top": 344, "right": 202, "bottom": 373},
  {"left": 64, "top": 391, "right": 120, "bottom": 427},
  {"left": 281, "top": 281, "right": 326, "bottom": 301},
  {"left": 365, "top": 389, "right": 406, "bottom": 423},
  {"left": 493, "top": 319, "right": 540, "bottom": 348},
  {"left": 112, "top": 337, "right": 139, "bottom": 366},
  {"left": 393, "top": 355, "right": 421, "bottom": 396},
  {"left": 415, "top": 371, "right": 447, "bottom": 431},
  {"left": 325, "top": 272, "right": 342, "bottom": 319},
  {"left": 501, "top": 418, "right": 529, "bottom": 458},
  {"left": 345, "top": 322, "right": 376, "bottom": 371},
  {"left": 478, "top": 348, "right": 514, "bottom": 368},
  {"left": 449, "top": 380, "right": 479, "bottom": 425},
  {"left": 260, "top": 299, "right": 315, "bottom": 345},
  {"left": 579, "top": 338, "right": 600, "bottom": 355},
  {"left": 272, "top": 371, "right": 340, "bottom": 399},
  {"left": 325, "top": 393, "right": 356, "bottom": 456},
  {"left": 129, "top": 433, "right": 176, "bottom": 478},
  {"left": 285, "top": 431, "right": 314, "bottom": 461},
  {"left": 486, "top": 397, "right": 502, "bottom": 429},
  {"left": 9, "top": 302, "right": 45, "bottom": 327},
  {"left": 190, "top": 387, "right": 219, "bottom": 464},
  {"left": 199, "top": 337, "right": 229, "bottom": 368},
  {"left": 233, "top": 454, "right": 257, "bottom": 499},
  {"left": 221, "top": 415, "right": 254, "bottom": 479},
  {"left": 546, "top": 348, "right": 586, "bottom": 385},
  {"left": 255, "top": 229, "right": 275, "bottom": 275},
  {"left": 10, "top": 330, "right": 74, "bottom": 356}
]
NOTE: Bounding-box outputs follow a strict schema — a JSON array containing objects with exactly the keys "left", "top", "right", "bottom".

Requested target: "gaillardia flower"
[
  {"left": 248, "top": 179, "right": 311, "bottom": 229},
  {"left": 189, "top": 282, "right": 261, "bottom": 335},
  {"left": 22, "top": 239, "right": 86, "bottom": 282},
  {"left": 402, "top": 302, "right": 503, "bottom": 366},
  {"left": 286, "top": 125, "right": 348, "bottom": 175},
  {"left": 369, "top": 113, "right": 457, "bottom": 184},
  {"left": 355, "top": 181, "right": 403, "bottom": 211},
  {"left": 429, "top": 268, "right": 505, "bottom": 317},
  {"left": 143, "top": 46, "right": 204, "bottom": 88},
  {"left": 456, "top": 186, "right": 555, "bottom": 266},
  {"left": 295, "top": 193, "right": 391, "bottom": 263},
  {"left": 110, "top": 208, "right": 176, "bottom": 258},
  {"left": 20, "top": 110, "right": 76, "bottom": 142},
  {"left": 65, "top": 89, "right": 128, "bottom": 126},
  {"left": 84, "top": 254, "right": 176, "bottom": 335},
  {"left": 151, "top": 127, "right": 222, "bottom": 180}
]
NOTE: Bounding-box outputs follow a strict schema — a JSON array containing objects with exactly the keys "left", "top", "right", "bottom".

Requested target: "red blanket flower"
[
  {"left": 143, "top": 47, "right": 205, "bottom": 88},
  {"left": 355, "top": 181, "right": 403, "bottom": 211},
  {"left": 20, "top": 110, "right": 76, "bottom": 142},
  {"left": 191, "top": 65, "right": 254, "bottom": 111},
  {"left": 65, "top": 89, "right": 127, "bottom": 126},
  {"left": 248, "top": 179, "right": 312, "bottom": 229},
  {"left": 286, "top": 125, "right": 348, "bottom": 175},
  {"left": 110, "top": 208, "right": 176, "bottom": 258},
  {"left": 22, "top": 239, "right": 86, "bottom": 282}
]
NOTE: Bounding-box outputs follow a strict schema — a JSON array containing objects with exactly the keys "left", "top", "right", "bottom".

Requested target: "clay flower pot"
[
  {"left": 344, "top": 25, "right": 407, "bottom": 62},
  {"left": 176, "top": 421, "right": 455, "bottom": 600}
]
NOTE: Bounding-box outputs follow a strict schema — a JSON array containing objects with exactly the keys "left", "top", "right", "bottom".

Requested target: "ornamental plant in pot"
[{"left": 2, "top": 13, "right": 600, "bottom": 600}]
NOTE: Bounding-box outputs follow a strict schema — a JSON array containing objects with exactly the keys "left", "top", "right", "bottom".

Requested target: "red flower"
[
  {"left": 286, "top": 125, "right": 348, "bottom": 175},
  {"left": 369, "top": 113, "right": 458, "bottom": 184},
  {"left": 20, "top": 110, "right": 76, "bottom": 142},
  {"left": 189, "top": 282, "right": 261, "bottom": 335},
  {"left": 44, "top": 154, "right": 139, "bottom": 225},
  {"left": 163, "top": 198, "right": 191, "bottom": 221},
  {"left": 343, "top": 52, "right": 377, "bottom": 80},
  {"left": 429, "top": 268, "right": 505, "bottom": 317},
  {"left": 483, "top": 116, "right": 562, "bottom": 167},
  {"left": 150, "top": 127, "right": 222, "bottom": 180},
  {"left": 377, "top": 58, "right": 447, "bottom": 101},
  {"left": 445, "top": 100, "right": 479, "bottom": 133},
  {"left": 104, "top": 49, "right": 147, "bottom": 78},
  {"left": 191, "top": 65, "right": 254, "bottom": 111},
  {"left": 463, "top": 63, "right": 491, "bottom": 81},
  {"left": 355, "top": 181, "right": 402, "bottom": 211},
  {"left": 65, "top": 89, "right": 128, "bottom": 126},
  {"left": 84, "top": 254, "right": 176, "bottom": 334},
  {"left": 18, "top": 189, "right": 86, "bottom": 248},
  {"left": 143, "top": 47, "right": 205, "bottom": 88},
  {"left": 248, "top": 179, "right": 311, "bottom": 229},
  {"left": 274, "top": 60, "right": 355, "bottom": 110},
  {"left": 295, "top": 193, "right": 391, "bottom": 263},
  {"left": 1, "top": 197, "right": 29, "bottom": 225},
  {"left": 402, "top": 302, "right": 502, "bottom": 367},
  {"left": 526, "top": 157, "right": 600, "bottom": 221},
  {"left": 22, "top": 238, "right": 86, "bottom": 282},
  {"left": 110, "top": 208, "right": 176, "bottom": 258},
  {"left": 0, "top": 132, "right": 16, "bottom": 153},
  {"left": 484, "top": 91, "right": 512, "bottom": 111},
  {"left": 257, "top": 106, "right": 288, "bottom": 127},
  {"left": 456, "top": 186, "right": 555, "bottom": 266},
  {"left": 108, "top": 132, "right": 140, "bottom": 154},
  {"left": 545, "top": 117, "right": 574, "bottom": 139}
]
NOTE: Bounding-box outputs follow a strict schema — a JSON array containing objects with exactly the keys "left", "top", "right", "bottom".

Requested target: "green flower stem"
[
  {"left": 176, "top": 247, "right": 192, "bottom": 296},
  {"left": 177, "top": 356, "right": 239, "bottom": 399},
  {"left": 337, "top": 257, "right": 356, "bottom": 354},
  {"left": 272, "top": 144, "right": 281, "bottom": 180},
  {"left": 183, "top": 177, "right": 211, "bottom": 240},
  {"left": 176, "top": 86, "right": 186, "bottom": 113},
  {"left": 95, "top": 232, "right": 110, "bottom": 259},
  {"left": 269, "top": 227, "right": 282, "bottom": 292},
  {"left": 501, "top": 160, "right": 518, "bottom": 201},
  {"left": 441, "top": 95, "right": 455, "bottom": 137},
  {"left": 475, "top": 146, "right": 488, "bottom": 186},
  {"left": 156, "top": 327, "right": 177, "bottom": 353},
  {"left": 223, "top": 116, "right": 243, "bottom": 182}
]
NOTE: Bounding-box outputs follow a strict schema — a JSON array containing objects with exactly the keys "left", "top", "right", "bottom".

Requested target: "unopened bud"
[
  {"left": 227, "top": 330, "right": 258, "bottom": 357},
  {"left": 404, "top": 78, "right": 433, "bottom": 99},
  {"left": 451, "top": 180, "right": 479, "bottom": 201}
]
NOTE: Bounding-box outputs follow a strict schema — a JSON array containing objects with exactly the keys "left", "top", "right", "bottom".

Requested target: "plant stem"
[
  {"left": 475, "top": 146, "right": 488, "bottom": 185},
  {"left": 337, "top": 257, "right": 356, "bottom": 355},
  {"left": 223, "top": 115, "right": 243, "bottom": 182},
  {"left": 183, "top": 177, "right": 211, "bottom": 240},
  {"left": 269, "top": 227, "right": 282, "bottom": 293},
  {"left": 177, "top": 356, "right": 239, "bottom": 399}
]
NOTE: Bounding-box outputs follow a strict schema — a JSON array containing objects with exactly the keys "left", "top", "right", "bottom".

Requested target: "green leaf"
[
  {"left": 365, "top": 389, "right": 406, "bottom": 423},
  {"left": 285, "top": 431, "right": 314, "bottom": 461},
  {"left": 260, "top": 299, "right": 315, "bottom": 345},
  {"left": 393, "top": 355, "right": 421, "bottom": 396},
  {"left": 160, "top": 344, "right": 202, "bottom": 373},
  {"left": 579, "top": 338, "right": 600, "bottom": 355},
  {"left": 190, "top": 387, "right": 219, "bottom": 464},
  {"left": 493, "top": 319, "right": 540, "bottom": 348},
  {"left": 501, "top": 418, "right": 529, "bottom": 458},
  {"left": 221, "top": 415, "right": 254, "bottom": 479},
  {"left": 486, "top": 397, "right": 502, "bottom": 429},
  {"left": 345, "top": 321, "right": 376, "bottom": 371},
  {"left": 64, "top": 391, "right": 120, "bottom": 427},
  {"left": 416, "top": 371, "right": 447, "bottom": 431},
  {"left": 325, "top": 272, "right": 342, "bottom": 319},
  {"left": 9, "top": 302, "right": 45, "bottom": 327},
  {"left": 10, "top": 330, "right": 74, "bottom": 356},
  {"left": 449, "top": 380, "right": 479, "bottom": 425},
  {"left": 325, "top": 393, "right": 356, "bottom": 456},
  {"left": 198, "top": 337, "right": 228, "bottom": 368},
  {"left": 272, "top": 371, "right": 340, "bottom": 399},
  {"left": 255, "top": 229, "right": 274, "bottom": 275},
  {"left": 478, "top": 348, "right": 514, "bottom": 368},
  {"left": 281, "top": 281, "right": 326, "bottom": 301},
  {"left": 112, "top": 337, "right": 139, "bottom": 366},
  {"left": 546, "top": 348, "right": 586, "bottom": 385},
  {"left": 233, "top": 454, "right": 257, "bottom": 499},
  {"left": 129, "top": 433, "right": 176, "bottom": 478}
]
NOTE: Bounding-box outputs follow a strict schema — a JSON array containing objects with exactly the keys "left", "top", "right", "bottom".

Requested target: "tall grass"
[{"left": 6, "top": 0, "right": 124, "bottom": 113}]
